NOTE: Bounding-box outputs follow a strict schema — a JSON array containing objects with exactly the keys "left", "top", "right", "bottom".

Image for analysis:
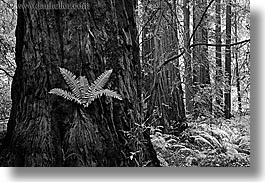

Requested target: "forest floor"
[
  {"left": 151, "top": 115, "right": 250, "bottom": 167},
  {"left": 0, "top": 115, "right": 250, "bottom": 167}
]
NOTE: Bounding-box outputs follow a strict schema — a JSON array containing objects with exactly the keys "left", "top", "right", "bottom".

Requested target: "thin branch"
[
  {"left": 158, "top": 39, "right": 250, "bottom": 71},
  {"left": 163, "top": 0, "right": 182, "bottom": 27},
  {"left": 147, "top": 0, "right": 250, "bottom": 73},
  {"left": 0, "top": 0, "right": 17, "bottom": 16},
  {"left": 137, "top": 7, "right": 161, "bottom": 39},
  {"left": 157, "top": 48, "right": 185, "bottom": 72},
  {"left": 188, "top": 0, "right": 215, "bottom": 45},
  {"left": 157, "top": 0, "right": 215, "bottom": 72},
  {"left": 161, "top": 13, "right": 177, "bottom": 34},
  {"left": 190, "top": 39, "right": 250, "bottom": 48},
  {"left": 0, "top": 67, "right": 13, "bottom": 78}
]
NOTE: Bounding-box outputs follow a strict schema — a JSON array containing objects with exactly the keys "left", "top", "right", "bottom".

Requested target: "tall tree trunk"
[
  {"left": 193, "top": 0, "right": 210, "bottom": 84},
  {"left": 144, "top": 1, "right": 186, "bottom": 132},
  {"left": 141, "top": 0, "right": 155, "bottom": 124},
  {"left": 192, "top": 0, "right": 211, "bottom": 118},
  {"left": 161, "top": 0, "right": 186, "bottom": 130},
  {"left": 235, "top": 54, "right": 242, "bottom": 114},
  {"left": 183, "top": 0, "right": 193, "bottom": 113},
  {"left": 170, "top": 0, "right": 186, "bottom": 125},
  {"left": 234, "top": 0, "right": 242, "bottom": 115},
  {"left": 215, "top": 0, "right": 223, "bottom": 117},
  {"left": 2, "top": 0, "right": 160, "bottom": 167},
  {"left": 225, "top": 0, "right": 232, "bottom": 119}
]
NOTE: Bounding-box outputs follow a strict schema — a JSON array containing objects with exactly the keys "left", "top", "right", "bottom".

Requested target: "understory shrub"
[{"left": 151, "top": 115, "right": 250, "bottom": 167}]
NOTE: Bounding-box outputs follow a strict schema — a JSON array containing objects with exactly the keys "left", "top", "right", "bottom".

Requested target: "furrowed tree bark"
[{"left": 1, "top": 0, "right": 160, "bottom": 167}]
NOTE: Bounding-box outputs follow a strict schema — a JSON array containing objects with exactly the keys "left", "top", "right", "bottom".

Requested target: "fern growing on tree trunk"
[{"left": 49, "top": 67, "right": 122, "bottom": 107}]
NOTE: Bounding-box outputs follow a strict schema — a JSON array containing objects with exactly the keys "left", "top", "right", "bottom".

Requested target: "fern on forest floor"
[{"left": 151, "top": 115, "right": 250, "bottom": 167}]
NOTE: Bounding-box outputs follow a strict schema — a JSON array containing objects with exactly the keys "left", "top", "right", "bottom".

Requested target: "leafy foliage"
[
  {"left": 49, "top": 68, "right": 122, "bottom": 107},
  {"left": 0, "top": 0, "right": 16, "bottom": 141},
  {"left": 151, "top": 115, "right": 250, "bottom": 167}
]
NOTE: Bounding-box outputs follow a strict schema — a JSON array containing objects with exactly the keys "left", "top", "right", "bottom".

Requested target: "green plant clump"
[{"left": 151, "top": 115, "right": 250, "bottom": 167}]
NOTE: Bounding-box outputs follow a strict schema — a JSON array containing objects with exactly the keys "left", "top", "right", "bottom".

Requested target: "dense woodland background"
[{"left": 0, "top": 0, "right": 250, "bottom": 167}]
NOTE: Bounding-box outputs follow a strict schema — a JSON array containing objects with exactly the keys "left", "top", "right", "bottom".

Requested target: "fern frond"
[
  {"left": 83, "top": 92, "right": 96, "bottom": 107},
  {"left": 59, "top": 67, "right": 81, "bottom": 99},
  {"left": 94, "top": 89, "right": 122, "bottom": 100},
  {"left": 82, "top": 76, "right": 91, "bottom": 93},
  {"left": 82, "top": 89, "right": 122, "bottom": 107},
  {"left": 78, "top": 76, "right": 88, "bottom": 100},
  {"left": 192, "top": 135, "right": 214, "bottom": 148},
  {"left": 91, "top": 69, "right": 113, "bottom": 92},
  {"left": 212, "top": 128, "right": 230, "bottom": 139},
  {"left": 50, "top": 68, "right": 122, "bottom": 108},
  {"left": 200, "top": 133, "right": 222, "bottom": 148},
  {"left": 49, "top": 88, "right": 81, "bottom": 104},
  {"left": 194, "top": 130, "right": 222, "bottom": 148}
]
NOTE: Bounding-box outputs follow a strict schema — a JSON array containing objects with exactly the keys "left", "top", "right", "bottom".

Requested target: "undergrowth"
[{"left": 151, "top": 115, "right": 250, "bottom": 167}]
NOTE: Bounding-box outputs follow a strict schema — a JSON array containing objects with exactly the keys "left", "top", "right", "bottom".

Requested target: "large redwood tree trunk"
[{"left": 1, "top": 0, "right": 160, "bottom": 167}]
